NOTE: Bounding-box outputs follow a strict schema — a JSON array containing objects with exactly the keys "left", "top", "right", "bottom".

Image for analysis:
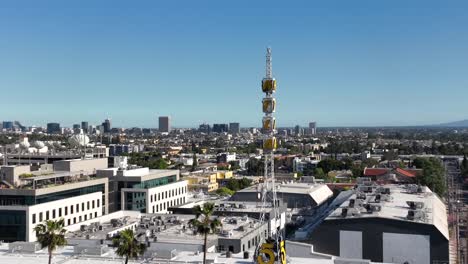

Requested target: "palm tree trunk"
[
  {"left": 125, "top": 256, "right": 129, "bottom": 264},
  {"left": 48, "top": 249, "right": 52, "bottom": 264},
  {"left": 203, "top": 232, "right": 208, "bottom": 264}
]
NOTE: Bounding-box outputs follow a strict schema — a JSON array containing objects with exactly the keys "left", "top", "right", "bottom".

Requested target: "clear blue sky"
[{"left": 1, "top": 0, "right": 467, "bottom": 128}]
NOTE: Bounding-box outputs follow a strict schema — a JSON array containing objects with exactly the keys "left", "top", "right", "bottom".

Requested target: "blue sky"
[{"left": 0, "top": 0, "right": 467, "bottom": 128}]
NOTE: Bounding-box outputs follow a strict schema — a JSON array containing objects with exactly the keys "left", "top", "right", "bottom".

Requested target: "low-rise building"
[
  {"left": 305, "top": 184, "right": 449, "bottom": 263},
  {"left": 230, "top": 182, "right": 333, "bottom": 209}
]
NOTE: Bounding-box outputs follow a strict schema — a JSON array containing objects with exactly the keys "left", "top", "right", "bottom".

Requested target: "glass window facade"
[
  {"left": 0, "top": 210, "right": 26, "bottom": 242},
  {"left": 123, "top": 192, "right": 146, "bottom": 213},
  {"left": 129, "top": 175, "right": 176, "bottom": 189},
  {"left": 0, "top": 184, "right": 105, "bottom": 206}
]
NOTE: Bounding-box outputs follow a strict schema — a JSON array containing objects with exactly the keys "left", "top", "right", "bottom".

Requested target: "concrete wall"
[
  {"left": 0, "top": 165, "right": 30, "bottom": 186},
  {"left": 54, "top": 158, "right": 108, "bottom": 172}
]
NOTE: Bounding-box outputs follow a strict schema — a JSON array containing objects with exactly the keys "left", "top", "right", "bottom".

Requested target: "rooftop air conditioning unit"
[
  {"left": 341, "top": 208, "right": 348, "bottom": 218},
  {"left": 407, "top": 209, "right": 425, "bottom": 220},
  {"left": 407, "top": 201, "right": 424, "bottom": 210}
]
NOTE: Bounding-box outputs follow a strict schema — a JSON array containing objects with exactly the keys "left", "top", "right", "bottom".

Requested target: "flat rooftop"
[
  {"left": 67, "top": 212, "right": 265, "bottom": 244},
  {"left": 0, "top": 242, "right": 388, "bottom": 264},
  {"left": 326, "top": 184, "right": 449, "bottom": 240},
  {"left": 237, "top": 182, "right": 333, "bottom": 205}
]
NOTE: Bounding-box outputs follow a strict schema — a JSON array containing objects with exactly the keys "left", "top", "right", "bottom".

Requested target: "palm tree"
[
  {"left": 189, "top": 202, "right": 222, "bottom": 264},
  {"left": 112, "top": 229, "right": 147, "bottom": 264},
  {"left": 34, "top": 219, "right": 67, "bottom": 264}
]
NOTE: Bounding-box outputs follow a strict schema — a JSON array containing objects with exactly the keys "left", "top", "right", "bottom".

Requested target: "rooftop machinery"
[{"left": 255, "top": 48, "right": 286, "bottom": 264}]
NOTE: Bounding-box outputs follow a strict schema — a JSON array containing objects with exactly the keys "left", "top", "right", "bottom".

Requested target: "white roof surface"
[{"left": 327, "top": 184, "right": 449, "bottom": 240}]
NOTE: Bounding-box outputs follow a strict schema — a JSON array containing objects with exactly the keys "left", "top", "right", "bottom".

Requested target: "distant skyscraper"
[
  {"left": 294, "top": 125, "right": 302, "bottom": 136},
  {"left": 213, "top": 124, "right": 229, "bottom": 133},
  {"left": 309, "top": 122, "right": 317, "bottom": 135},
  {"left": 103, "top": 118, "right": 111, "bottom": 133},
  {"left": 2, "top": 121, "right": 13, "bottom": 130},
  {"left": 81, "top": 121, "right": 89, "bottom": 133},
  {"left": 199, "top": 123, "right": 211, "bottom": 133},
  {"left": 47, "top": 123, "right": 61, "bottom": 134},
  {"left": 158, "top": 116, "right": 171, "bottom": 133},
  {"left": 229, "top": 122, "right": 240, "bottom": 134}
]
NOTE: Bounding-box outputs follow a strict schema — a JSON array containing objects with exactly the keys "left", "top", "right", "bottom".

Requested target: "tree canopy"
[{"left": 413, "top": 157, "right": 446, "bottom": 197}]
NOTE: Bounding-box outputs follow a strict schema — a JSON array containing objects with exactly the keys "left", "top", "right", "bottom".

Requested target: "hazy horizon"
[{"left": 1, "top": 1, "right": 467, "bottom": 128}]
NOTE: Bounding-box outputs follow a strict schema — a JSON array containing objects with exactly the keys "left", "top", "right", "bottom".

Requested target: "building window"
[
  {"left": 87, "top": 201, "right": 90, "bottom": 210},
  {"left": 218, "top": 245, "right": 225, "bottom": 251},
  {"left": 151, "top": 195, "right": 153, "bottom": 203},
  {"left": 79, "top": 216, "right": 82, "bottom": 222},
  {"left": 84, "top": 215, "right": 87, "bottom": 221},
  {"left": 46, "top": 211, "right": 49, "bottom": 220},
  {"left": 89, "top": 213, "right": 92, "bottom": 219},
  {"left": 32, "top": 214, "right": 36, "bottom": 224},
  {"left": 59, "top": 208, "right": 62, "bottom": 217},
  {"left": 158, "top": 193, "right": 160, "bottom": 200},
  {"left": 94, "top": 212, "right": 97, "bottom": 218},
  {"left": 97, "top": 199, "right": 100, "bottom": 207},
  {"left": 67, "top": 219, "right": 71, "bottom": 226},
  {"left": 153, "top": 206, "right": 155, "bottom": 213},
  {"left": 92, "top": 200, "right": 95, "bottom": 209},
  {"left": 73, "top": 217, "right": 76, "bottom": 224},
  {"left": 65, "top": 207, "right": 68, "bottom": 215},
  {"left": 52, "top": 210, "right": 56, "bottom": 219},
  {"left": 81, "top": 202, "right": 84, "bottom": 211}
]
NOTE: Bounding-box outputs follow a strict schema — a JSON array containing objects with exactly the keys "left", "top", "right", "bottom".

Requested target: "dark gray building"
[
  {"left": 46, "top": 123, "right": 61, "bottom": 134},
  {"left": 304, "top": 184, "right": 449, "bottom": 263},
  {"left": 229, "top": 122, "right": 240, "bottom": 134},
  {"left": 158, "top": 116, "right": 170, "bottom": 133},
  {"left": 213, "top": 123, "right": 228, "bottom": 133},
  {"left": 102, "top": 119, "right": 111, "bottom": 133},
  {"left": 81, "top": 121, "right": 89, "bottom": 133}
]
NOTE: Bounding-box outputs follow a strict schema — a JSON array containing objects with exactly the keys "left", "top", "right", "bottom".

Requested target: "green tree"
[
  {"left": 34, "top": 219, "right": 68, "bottom": 264},
  {"left": 112, "top": 229, "right": 147, "bottom": 264},
  {"left": 238, "top": 177, "right": 253, "bottom": 189},
  {"left": 191, "top": 153, "right": 198, "bottom": 172},
  {"left": 216, "top": 187, "right": 235, "bottom": 196},
  {"left": 190, "top": 203, "right": 222, "bottom": 264},
  {"left": 226, "top": 178, "right": 240, "bottom": 191},
  {"left": 313, "top": 168, "right": 326, "bottom": 179},
  {"left": 413, "top": 157, "right": 446, "bottom": 197}
]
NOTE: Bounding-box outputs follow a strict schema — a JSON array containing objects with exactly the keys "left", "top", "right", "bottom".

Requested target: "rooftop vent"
[
  {"left": 406, "top": 201, "right": 424, "bottom": 210},
  {"left": 407, "top": 209, "right": 426, "bottom": 221},
  {"left": 341, "top": 208, "right": 348, "bottom": 218}
]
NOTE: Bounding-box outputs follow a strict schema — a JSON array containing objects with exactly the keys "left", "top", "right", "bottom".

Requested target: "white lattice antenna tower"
[{"left": 255, "top": 47, "right": 284, "bottom": 264}]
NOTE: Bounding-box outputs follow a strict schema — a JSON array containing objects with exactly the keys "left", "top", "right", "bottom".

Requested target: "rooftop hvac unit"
[
  {"left": 365, "top": 204, "right": 382, "bottom": 213},
  {"left": 356, "top": 193, "right": 366, "bottom": 200},
  {"left": 341, "top": 208, "right": 348, "bottom": 218},
  {"left": 374, "top": 194, "right": 381, "bottom": 203},
  {"left": 406, "top": 201, "right": 424, "bottom": 210},
  {"left": 407, "top": 209, "right": 426, "bottom": 220}
]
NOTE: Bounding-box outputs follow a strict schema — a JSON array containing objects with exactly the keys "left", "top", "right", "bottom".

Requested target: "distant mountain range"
[{"left": 431, "top": 119, "right": 468, "bottom": 127}]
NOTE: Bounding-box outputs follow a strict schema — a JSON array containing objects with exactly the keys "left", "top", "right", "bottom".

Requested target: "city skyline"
[{"left": 1, "top": 1, "right": 467, "bottom": 127}]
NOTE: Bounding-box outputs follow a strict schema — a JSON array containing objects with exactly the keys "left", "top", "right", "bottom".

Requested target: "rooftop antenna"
[{"left": 255, "top": 47, "right": 285, "bottom": 264}]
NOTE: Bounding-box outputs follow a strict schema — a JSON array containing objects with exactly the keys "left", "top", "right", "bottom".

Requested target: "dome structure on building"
[
  {"left": 33, "top": 141, "right": 45, "bottom": 149},
  {"left": 68, "top": 133, "right": 90, "bottom": 147}
]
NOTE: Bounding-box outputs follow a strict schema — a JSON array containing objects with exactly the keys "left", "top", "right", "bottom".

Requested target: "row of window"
[
  {"left": 151, "top": 196, "right": 186, "bottom": 213},
  {"left": 32, "top": 199, "right": 100, "bottom": 224},
  {"left": 149, "top": 186, "right": 187, "bottom": 203},
  {"left": 65, "top": 212, "right": 99, "bottom": 226}
]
